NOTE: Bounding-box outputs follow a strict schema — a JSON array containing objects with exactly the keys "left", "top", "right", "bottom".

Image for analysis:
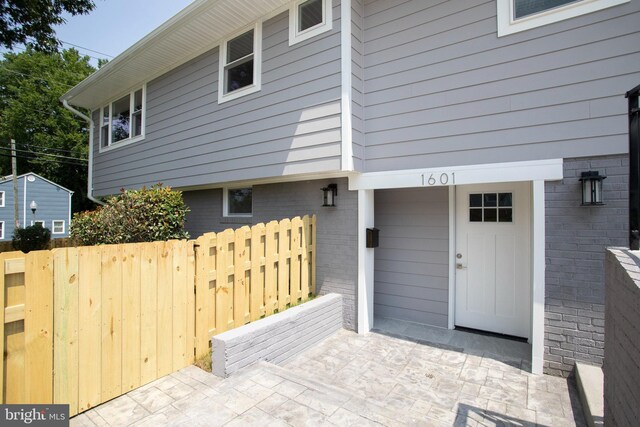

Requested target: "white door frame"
[{"left": 352, "top": 159, "right": 562, "bottom": 375}]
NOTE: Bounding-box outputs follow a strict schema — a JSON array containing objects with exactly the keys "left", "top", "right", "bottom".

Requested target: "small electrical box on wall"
[{"left": 366, "top": 228, "right": 379, "bottom": 248}]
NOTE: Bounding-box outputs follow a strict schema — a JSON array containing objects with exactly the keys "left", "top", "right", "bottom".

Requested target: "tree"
[
  {"left": 0, "top": 0, "right": 95, "bottom": 51},
  {"left": 0, "top": 48, "right": 96, "bottom": 212}
]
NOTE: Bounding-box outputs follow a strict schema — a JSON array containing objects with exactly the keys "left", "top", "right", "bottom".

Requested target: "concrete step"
[{"left": 575, "top": 362, "right": 604, "bottom": 427}]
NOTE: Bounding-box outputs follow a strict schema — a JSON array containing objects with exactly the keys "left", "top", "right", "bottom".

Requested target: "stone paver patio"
[{"left": 71, "top": 328, "right": 586, "bottom": 426}]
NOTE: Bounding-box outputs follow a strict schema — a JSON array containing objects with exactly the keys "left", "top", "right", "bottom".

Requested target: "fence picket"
[
  {"left": 249, "top": 224, "right": 265, "bottom": 321},
  {"left": 24, "top": 251, "right": 54, "bottom": 404},
  {"left": 234, "top": 227, "right": 251, "bottom": 327},
  {"left": 278, "top": 219, "right": 291, "bottom": 311},
  {"left": 53, "top": 248, "right": 79, "bottom": 415},
  {"left": 172, "top": 240, "right": 188, "bottom": 371},
  {"left": 101, "top": 245, "right": 123, "bottom": 402},
  {"left": 156, "top": 241, "right": 174, "bottom": 377},
  {"left": 264, "top": 221, "right": 278, "bottom": 316},
  {"left": 139, "top": 242, "right": 158, "bottom": 385},
  {"left": 121, "top": 244, "right": 141, "bottom": 393},
  {"left": 291, "top": 217, "right": 303, "bottom": 302}
]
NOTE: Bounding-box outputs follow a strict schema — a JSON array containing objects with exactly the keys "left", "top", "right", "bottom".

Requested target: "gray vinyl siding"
[
  {"left": 351, "top": 0, "right": 364, "bottom": 171},
  {"left": 0, "top": 175, "right": 72, "bottom": 241},
  {"left": 92, "top": 1, "right": 343, "bottom": 196},
  {"left": 362, "top": 0, "right": 640, "bottom": 172},
  {"left": 374, "top": 187, "right": 449, "bottom": 327}
]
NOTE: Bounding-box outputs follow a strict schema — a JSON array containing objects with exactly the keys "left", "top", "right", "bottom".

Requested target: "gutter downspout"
[{"left": 62, "top": 99, "right": 104, "bottom": 206}]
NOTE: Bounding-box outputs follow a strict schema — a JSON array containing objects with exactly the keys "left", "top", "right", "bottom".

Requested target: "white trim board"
[
  {"left": 340, "top": 0, "right": 353, "bottom": 172},
  {"left": 348, "top": 159, "right": 563, "bottom": 191}
]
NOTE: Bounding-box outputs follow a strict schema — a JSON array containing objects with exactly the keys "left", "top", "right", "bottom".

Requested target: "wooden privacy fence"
[{"left": 0, "top": 215, "right": 316, "bottom": 416}]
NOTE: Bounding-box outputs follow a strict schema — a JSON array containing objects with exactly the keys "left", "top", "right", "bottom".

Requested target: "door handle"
[{"left": 456, "top": 263, "right": 466, "bottom": 269}]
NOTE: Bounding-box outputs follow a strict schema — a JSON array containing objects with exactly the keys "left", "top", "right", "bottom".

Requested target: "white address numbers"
[{"left": 422, "top": 172, "right": 456, "bottom": 186}]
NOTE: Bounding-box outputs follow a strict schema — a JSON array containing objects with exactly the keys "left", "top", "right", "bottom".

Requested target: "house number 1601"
[{"left": 423, "top": 173, "right": 455, "bottom": 186}]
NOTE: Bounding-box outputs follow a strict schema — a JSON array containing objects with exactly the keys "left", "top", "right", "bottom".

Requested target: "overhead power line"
[
  {"left": 60, "top": 40, "right": 114, "bottom": 58},
  {"left": 0, "top": 152, "right": 87, "bottom": 168},
  {"left": 0, "top": 146, "right": 88, "bottom": 162},
  {"left": 14, "top": 143, "right": 80, "bottom": 155}
]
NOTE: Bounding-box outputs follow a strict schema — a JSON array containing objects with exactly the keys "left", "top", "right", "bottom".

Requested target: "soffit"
[{"left": 61, "top": 0, "right": 289, "bottom": 110}]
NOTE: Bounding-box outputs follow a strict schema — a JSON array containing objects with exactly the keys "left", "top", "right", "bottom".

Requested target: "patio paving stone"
[{"left": 72, "top": 321, "right": 587, "bottom": 427}]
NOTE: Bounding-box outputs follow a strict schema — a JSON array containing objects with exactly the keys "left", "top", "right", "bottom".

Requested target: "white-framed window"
[
  {"left": 31, "top": 220, "right": 45, "bottom": 227},
  {"left": 497, "top": 0, "right": 629, "bottom": 36},
  {"left": 0, "top": 222, "right": 4, "bottom": 240},
  {"left": 223, "top": 187, "right": 253, "bottom": 217},
  {"left": 99, "top": 85, "right": 146, "bottom": 151},
  {"left": 218, "top": 23, "right": 262, "bottom": 104},
  {"left": 52, "top": 220, "right": 65, "bottom": 234},
  {"left": 0, "top": 191, "right": 4, "bottom": 207},
  {"left": 289, "top": 0, "right": 332, "bottom": 46}
]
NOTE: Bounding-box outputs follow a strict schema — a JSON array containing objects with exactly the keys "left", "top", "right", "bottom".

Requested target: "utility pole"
[{"left": 11, "top": 139, "right": 18, "bottom": 228}]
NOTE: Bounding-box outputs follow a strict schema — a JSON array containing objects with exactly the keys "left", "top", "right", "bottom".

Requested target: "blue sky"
[{"left": 3, "top": 0, "right": 195, "bottom": 66}]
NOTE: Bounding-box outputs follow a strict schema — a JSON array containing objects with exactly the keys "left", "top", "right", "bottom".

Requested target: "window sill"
[
  {"left": 218, "top": 84, "right": 261, "bottom": 104},
  {"left": 289, "top": 23, "right": 332, "bottom": 46},
  {"left": 99, "top": 135, "right": 145, "bottom": 153}
]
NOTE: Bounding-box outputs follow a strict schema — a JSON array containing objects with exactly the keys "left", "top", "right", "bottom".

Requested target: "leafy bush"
[
  {"left": 12, "top": 224, "right": 51, "bottom": 253},
  {"left": 71, "top": 184, "right": 190, "bottom": 245}
]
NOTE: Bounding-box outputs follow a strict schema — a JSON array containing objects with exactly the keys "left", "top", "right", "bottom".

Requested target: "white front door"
[{"left": 455, "top": 182, "right": 531, "bottom": 339}]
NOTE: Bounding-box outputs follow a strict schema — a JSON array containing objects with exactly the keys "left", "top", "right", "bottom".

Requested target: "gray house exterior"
[
  {"left": 62, "top": 0, "right": 639, "bottom": 377},
  {"left": 0, "top": 173, "right": 73, "bottom": 240}
]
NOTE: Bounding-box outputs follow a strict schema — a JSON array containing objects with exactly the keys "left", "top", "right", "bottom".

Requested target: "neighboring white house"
[{"left": 62, "top": 0, "right": 640, "bottom": 376}]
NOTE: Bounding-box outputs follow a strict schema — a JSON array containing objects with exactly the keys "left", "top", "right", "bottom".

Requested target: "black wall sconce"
[
  {"left": 321, "top": 184, "right": 338, "bottom": 207},
  {"left": 579, "top": 171, "right": 606, "bottom": 206}
]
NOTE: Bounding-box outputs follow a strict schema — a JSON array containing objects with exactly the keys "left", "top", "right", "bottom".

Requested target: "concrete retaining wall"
[
  {"left": 604, "top": 248, "right": 640, "bottom": 426},
  {"left": 211, "top": 293, "right": 343, "bottom": 377}
]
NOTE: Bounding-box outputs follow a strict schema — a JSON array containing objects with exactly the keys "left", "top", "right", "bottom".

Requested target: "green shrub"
[
  {"left": 71, "top": 184, "right": 190, "bottom": 245},
  {"left": 12, "top": 224, "right": 51, "bottom": 253}
]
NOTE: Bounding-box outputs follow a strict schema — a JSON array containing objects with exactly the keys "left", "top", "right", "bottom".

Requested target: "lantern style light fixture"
[
  {"left": 30, "top": 200, "right": 38, "bottom": 215},
  {"left": 321, "top": 184, "right": 338, "bottom": 207},
  {"left": 579, "top": 171, "right": 606, "bottom": 206}
]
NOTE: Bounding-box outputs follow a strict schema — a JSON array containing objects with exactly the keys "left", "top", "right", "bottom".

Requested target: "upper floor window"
[
  {"left": 223, "top": 187, "right": 253, "bottom": 217},
  {"left": 218, "top": 23, "right": 262, "bottom": 104},
  {"left": 100, "top": 86, "right": 146, "bottom": 151},
  {"left": 497, "top": 0, "right": 629, "bottom": 36},
  {"left": 289, "top": 0, "right": 332, "bottom": 46},
  {"left": 0, "top": 191, "right": 4, "bottom": 207}
]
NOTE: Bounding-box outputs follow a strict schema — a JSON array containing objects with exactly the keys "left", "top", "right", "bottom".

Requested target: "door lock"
[
  {"left": 456, "top": 263, "right": 466, "bottom": 269},
  {"left": 456, "top": 253, "right": 462, "bottom": 259}
]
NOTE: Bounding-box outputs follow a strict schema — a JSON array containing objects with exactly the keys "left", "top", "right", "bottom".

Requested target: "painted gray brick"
[{"left": 544, "top": 154, "right": 628, "bottom": 377}]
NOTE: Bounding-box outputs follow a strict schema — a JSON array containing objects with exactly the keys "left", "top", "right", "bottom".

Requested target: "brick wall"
[
  {"left": 604, "top": 248, "right": 640, "bottom": 426},
  {"left": 183, "top": 178, "right": 359, "bottom": 330},
  {"left": 544, "top": 155, "right": 628, "bottom": 376}
]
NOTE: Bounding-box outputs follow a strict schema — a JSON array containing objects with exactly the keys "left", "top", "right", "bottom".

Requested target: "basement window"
[
  {"left": 99, "top": 86, "right": 146, "bottom": 151},
  {"left": 223, "top": 187, "right": 253, "bottom": 217},
  {"left": 218, "top": 23, "right": 262, "bottom": 103},
  {"left": 497, "top": 0, "right": 629, "bottom": 36},
  {"left": 289, "top": 0, "right": 332, "bottom": 46}
]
